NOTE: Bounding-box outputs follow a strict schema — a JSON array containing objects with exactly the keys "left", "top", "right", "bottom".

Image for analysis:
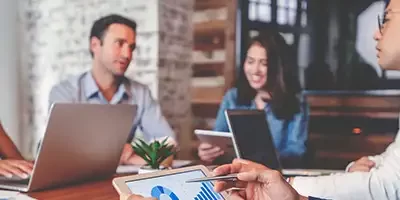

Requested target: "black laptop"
[
  {"left": 224, "top": 109, "right": 345, "bottom": 176},
  {"left": 224, "top": 109, "right": 282, "bottom": 171}
]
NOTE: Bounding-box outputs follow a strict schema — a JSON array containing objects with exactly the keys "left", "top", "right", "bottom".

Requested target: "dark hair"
[
  {"left": 89, "top": 14, "right": 137, "bottom": 57},
  {"left": 236, "top": 30, "right": 301, "bottom": 120}
]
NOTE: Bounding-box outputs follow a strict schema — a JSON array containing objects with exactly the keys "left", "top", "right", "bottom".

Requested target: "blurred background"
[{"left": 0, "top": 0, "right": 398, "bottom": 170}]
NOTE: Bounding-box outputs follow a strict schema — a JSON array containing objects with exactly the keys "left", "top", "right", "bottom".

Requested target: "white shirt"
[{"left": 292, "top": 130, "right": 400, "bottom": 200}]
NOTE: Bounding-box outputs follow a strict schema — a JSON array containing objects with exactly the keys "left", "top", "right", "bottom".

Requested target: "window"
[
  {"left": 249, "top": 0, "right": 272, "bottom": 22},
  {"left": 248, "top": 0, "right": 307, "bottom": 26}
]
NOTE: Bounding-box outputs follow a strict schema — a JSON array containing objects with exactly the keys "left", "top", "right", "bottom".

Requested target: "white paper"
[
  {"left": 116, "top": 160, "right": 194, "bottom": 174},
  {"left": 0, "top": 190, "right": 36, "bottom": 200}
]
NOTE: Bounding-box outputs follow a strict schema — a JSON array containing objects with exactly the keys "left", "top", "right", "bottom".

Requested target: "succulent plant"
[{"left": 132, "top": 137, "right": 176, "bottom": 169}]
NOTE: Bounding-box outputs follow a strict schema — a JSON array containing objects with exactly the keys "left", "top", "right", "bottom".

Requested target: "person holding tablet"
[
  {"left": 198, "top": 30, "right": 308, "bottom": 166},
  {"left": 119, "top": 159, "right": 325, "bottom": 200},
  {"left": 0, "top": 122, "right": 33, "bottom": 178}
]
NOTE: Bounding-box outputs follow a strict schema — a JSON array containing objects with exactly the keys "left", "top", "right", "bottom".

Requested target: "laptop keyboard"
[{"left": 0, "top": 175, "right": 30, "bottom": 183}]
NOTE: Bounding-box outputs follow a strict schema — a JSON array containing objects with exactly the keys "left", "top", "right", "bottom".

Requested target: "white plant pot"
[{"left": 138, "top": 165, "right": 166, "bottom": 174}]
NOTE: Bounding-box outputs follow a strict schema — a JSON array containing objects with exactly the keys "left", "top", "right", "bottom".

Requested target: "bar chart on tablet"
[
  {"left": 194, "top": 182, "right": 222, "bottom": 200},
  {"left": 126, "top": 170, "right": 225, "bottom": 200}
]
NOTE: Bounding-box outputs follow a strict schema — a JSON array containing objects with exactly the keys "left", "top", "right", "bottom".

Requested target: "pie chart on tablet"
[{"left": 151, "top": 185, "right": 179, "bottom": 200}]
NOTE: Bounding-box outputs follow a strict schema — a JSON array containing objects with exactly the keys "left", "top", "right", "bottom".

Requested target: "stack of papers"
[
  {"left": 282, "top": 169, "right": 345, "bottom": 176},
  {"left": 0, "top": 190, "right": 36, "bottom": 200}
]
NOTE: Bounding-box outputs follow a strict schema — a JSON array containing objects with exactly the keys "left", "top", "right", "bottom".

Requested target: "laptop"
[
  {"left": 0, "top": 103, "right": 136, "bottom": 192},
  {"left": 225, "top": 109, "right": 344, "bottom": 176},
  {"left": 224, "top": 110, "right": 282, "bottom": 171}
]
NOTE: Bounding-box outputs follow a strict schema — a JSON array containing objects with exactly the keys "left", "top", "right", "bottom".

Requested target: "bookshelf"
[
  {"left": 191, "top": 0, "right": 236, "bottom": 128},
  {"left": 189, "top": 0, "right": 237, "bottom": 157}
]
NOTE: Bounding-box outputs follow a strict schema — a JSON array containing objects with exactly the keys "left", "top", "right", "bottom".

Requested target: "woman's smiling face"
[{"left": 244, "top": 43, "right": 268, "bottom": 90}]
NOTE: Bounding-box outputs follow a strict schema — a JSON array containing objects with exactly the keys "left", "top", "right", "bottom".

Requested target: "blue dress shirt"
[
  {"left": 48, "top": 71, "right": 175, "bottom": 143},
  {"left": 214, "top": 88, "right": 308, "bottom": 157}
]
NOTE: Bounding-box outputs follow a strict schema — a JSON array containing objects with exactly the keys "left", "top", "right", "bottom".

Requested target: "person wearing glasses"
[
  {"left": 120, "top": 0, "right": 400, "bottom": 199},
  {"left": 0, "top": 122, "right": 33, "bottom": 179},
  {"left": 287, "top": 0, "right": 400, "bottom": 199},
  {"left": 123, "top": 0, "right": 400, "bottom": 199}
]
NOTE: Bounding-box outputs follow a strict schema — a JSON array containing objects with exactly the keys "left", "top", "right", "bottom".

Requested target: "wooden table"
[
  {"left": 27, "top": 175, "right": 126, "bottom": 200},
  {"left": 26, "top": 162, "right": 202, "bottom": 199}
]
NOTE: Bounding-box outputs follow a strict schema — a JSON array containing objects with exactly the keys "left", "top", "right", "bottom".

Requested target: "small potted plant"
[{"left": 132, "top": 137, "right": 176, "bottom": 174}]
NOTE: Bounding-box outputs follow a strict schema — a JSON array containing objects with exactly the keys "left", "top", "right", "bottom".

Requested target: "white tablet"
[
  {"left": 194, "top": 129, "right": 237, "bottom": 156},
  {"left": 113, "top": 165, "right": 229, "bottom": 199}
]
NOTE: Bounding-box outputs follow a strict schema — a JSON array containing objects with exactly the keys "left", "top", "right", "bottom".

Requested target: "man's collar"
[
  {"left": 83, "top": 72, "right": 99, "bottom": 99},
  {"left": 83, "top": 72, "right": 131, "bottom": 100}
]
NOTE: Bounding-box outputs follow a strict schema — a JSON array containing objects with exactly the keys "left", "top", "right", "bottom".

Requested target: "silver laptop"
[
  {"left": 225, "top": 109, "right": 344, "bottom": 176},
  {"left": 0, "top": 103, "right": 136, "bottom": 192}
]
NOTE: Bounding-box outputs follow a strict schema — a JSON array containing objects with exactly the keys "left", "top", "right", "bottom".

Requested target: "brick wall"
[{"left": 18, "top": 0, "right": 193, "bottom": 156}]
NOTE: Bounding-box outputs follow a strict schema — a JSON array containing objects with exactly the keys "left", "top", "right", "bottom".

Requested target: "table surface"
[
  {"left": 25, "top": 161, "right": 203, "bottom": 199},
  {"left": 27, "top": 175, "right": 124, "bottom": 200}
]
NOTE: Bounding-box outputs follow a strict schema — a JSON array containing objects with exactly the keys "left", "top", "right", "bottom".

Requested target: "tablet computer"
[
  {"left": 225, "top": 110, "right": 282, "bottom": 171},
  {"left": 113, "top": 165, "right": 229, "bottom": 199},
  {"left": 194, "top": 130, "right": 237, "bottom": 154}
]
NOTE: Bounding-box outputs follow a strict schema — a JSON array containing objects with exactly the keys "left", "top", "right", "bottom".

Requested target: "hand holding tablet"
[
  {"left": 113, "top": 165, "right": 229, "bottom": 200},
  {"left": 195, "top": 130, "right": 239, "bottom": 163}
]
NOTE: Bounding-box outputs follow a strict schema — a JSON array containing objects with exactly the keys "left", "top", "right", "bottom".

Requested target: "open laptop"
[
  {"left": 224, "top": 110, "right": 282, "bottom": 171},
  {"left": 0, "top": 103, "right": 136, "bottom": 192},
  {"left": 225, "top": 109, "right": 344, "bottom": 176}
]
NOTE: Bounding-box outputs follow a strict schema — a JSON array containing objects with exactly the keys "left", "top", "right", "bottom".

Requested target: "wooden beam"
[
  {"left": 191, "top": 86, "right": 225, "bottom": 104},
  {"left": 194, "top": 31, "right": 225, "bottom": 51},
  {"left": 309, "top": 111, "right": 399, "bottom": 119},
  {"left": 194, "top": 20, "right": 226, "bottom": 36},
  {"left": 192, "top": 103, "right": 220, "bottom": 118},
  {"left": 306, "top": 95, "right": 400, "bottom": 109},
  {"left": 193, "top": 63, "right": 225, "bottom": 77},
  {"left": 224, "top": 0, "right": 238, "bottom": 91},
  {"left": 195, "top": 0, "right": 227, "bottom": 10}
]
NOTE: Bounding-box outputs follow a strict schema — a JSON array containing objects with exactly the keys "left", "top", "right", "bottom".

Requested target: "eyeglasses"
[
  {"left": 378, "top": 15, "right": 383, "bottom": 34},
  {"left": 378, "top": 14, "right": 389, "bottom": 34},
  {"left": 377, "top": 10, "right": 400, "bottom": 34}
]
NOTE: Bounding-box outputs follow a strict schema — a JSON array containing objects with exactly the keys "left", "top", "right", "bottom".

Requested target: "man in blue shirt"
[{"left": 48, "top": 14, "right": 175, "bottom": 165}]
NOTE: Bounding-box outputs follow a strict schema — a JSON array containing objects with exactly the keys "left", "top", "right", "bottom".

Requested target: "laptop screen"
[{"left": 225, "top": 110, "right": 282, "bottom": 171}]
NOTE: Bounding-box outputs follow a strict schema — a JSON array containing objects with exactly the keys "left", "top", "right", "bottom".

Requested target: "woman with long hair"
[{"left": 198, "top": 30, "right": 309, "bottom": 165}]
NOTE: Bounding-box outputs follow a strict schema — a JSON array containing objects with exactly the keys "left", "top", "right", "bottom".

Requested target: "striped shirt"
[{"left": 48, "top": 71, "right": 175, "bottom": 143}]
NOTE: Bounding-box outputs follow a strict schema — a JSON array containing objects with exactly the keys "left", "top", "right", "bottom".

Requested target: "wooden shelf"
[
  {"left": 307, "top": 95, "right": 400, "bottom": 119},
  {"left": 195, "top": 0, "right": 227, "bottom": 10},
  {"left": 307, "top": 95, "right": 400, "bottom": 109},
  {"left": 194, "top": 31, "right": 225, "bottom": 51},
  {"left": 186, "top": 0, "right": 235, "bottom": 161},
  {"left": 191, "top": 86, "right": 224, "bottom": 104},
  {"left": 194, "top": 20, "right": 226, "bottom": 36},
  {"left": 191, "top": 86, "right": 223, "bottom": 122},
  {"left": 193, "top": 62, "right": 225, "bottom": 77}
]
